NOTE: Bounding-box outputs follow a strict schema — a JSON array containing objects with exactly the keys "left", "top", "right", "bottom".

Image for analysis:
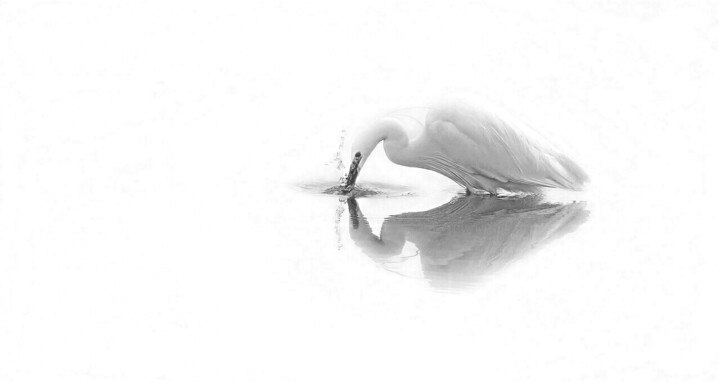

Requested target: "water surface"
[
  {"left": 302, "top": 182, "right": 590, "bottom": 291},
  {"left": 344, "top": 194, "right": 589, "bottom": 290}
]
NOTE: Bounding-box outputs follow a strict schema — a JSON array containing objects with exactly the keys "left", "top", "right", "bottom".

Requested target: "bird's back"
[{"left": 421, "top": 103, "right": 588, "bottom": 193}]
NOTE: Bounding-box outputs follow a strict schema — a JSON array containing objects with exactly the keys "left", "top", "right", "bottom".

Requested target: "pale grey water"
[
  {"left": 271, "top": 178, "right": 717, "bottom": 381},
  {"left": 2, "top": 1, "right": 719, "bottom": 381},
  {"left": 2, "top": 166, "right": 717, "bottom": 381}
]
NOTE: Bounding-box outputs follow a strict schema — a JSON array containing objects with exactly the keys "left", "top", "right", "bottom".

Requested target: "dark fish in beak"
[{"left": 343, "top": 152, "right": 362, "bottom": 191}]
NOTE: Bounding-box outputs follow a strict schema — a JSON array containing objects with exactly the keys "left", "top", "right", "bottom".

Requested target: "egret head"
[{"left": 343, "top": 118, "right": 408, "bottom": 189}]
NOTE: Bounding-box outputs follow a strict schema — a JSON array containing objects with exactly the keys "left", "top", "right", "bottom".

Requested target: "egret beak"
[{"left": 343, "top": 152, "right": 362, "bottom": 190}]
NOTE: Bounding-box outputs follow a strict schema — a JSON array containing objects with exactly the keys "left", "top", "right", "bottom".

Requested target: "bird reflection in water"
[{"left": 345, "top": 195, "right": 589, "bottom": 290}]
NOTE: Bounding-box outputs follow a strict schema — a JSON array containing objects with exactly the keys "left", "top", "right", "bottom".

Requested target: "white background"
[{"left": 1, "top": 0, "right": 719, "bottom": 382}]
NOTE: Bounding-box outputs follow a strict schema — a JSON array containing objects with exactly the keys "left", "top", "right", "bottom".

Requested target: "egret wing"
[{"left": 426, "top": 105, "right": 587, "bottom": 190}]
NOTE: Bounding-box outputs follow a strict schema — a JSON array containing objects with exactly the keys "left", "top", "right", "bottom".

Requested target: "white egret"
[{"left": 344, "top": 102, "right": 588, "bottom": 195}]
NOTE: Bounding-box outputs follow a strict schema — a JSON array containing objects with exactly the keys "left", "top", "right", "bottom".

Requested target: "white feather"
[{"left": 349, "top": 101, "right": 589, "bottom": 194}]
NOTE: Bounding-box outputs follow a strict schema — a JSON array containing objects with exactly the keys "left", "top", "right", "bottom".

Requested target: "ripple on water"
[{"left": 297, "top": 181, "right": 414, "bottom": 198}]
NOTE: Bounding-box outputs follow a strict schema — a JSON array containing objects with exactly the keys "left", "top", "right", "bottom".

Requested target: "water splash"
[
  {"left": 296, "top": 181, "right": 414, "bottom": 198},
  {"left": 322, "top": 184, "right": 382, "bottom": 197},
  {"left": 334, "top": 203, "right": 344, "bottom": 251},
  {"left": 325, "top": 129, "right": 347, "bottom": 183}
]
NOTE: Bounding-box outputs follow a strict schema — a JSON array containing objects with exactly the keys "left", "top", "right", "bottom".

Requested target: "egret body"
[{"left": 344, "top": 104, "right": 588, "bottom": 195}]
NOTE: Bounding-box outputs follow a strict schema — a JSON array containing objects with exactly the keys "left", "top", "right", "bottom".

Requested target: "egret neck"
[{"left": 344, "top": 118, "right": 410, "bottom": 189}]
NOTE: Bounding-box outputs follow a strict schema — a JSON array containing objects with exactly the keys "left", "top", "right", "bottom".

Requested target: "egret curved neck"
[
  {"left": 356, "top": 118, "right": 407, "bottom": 147},
  {"left": 351, "top": 118, "right": 409, "bottom": 166},
  {"left": 373, "top": 118, "right": 408, "bottom": 145},
  {"left": 376, "top": 118, "right": 413, "bottom": 166}
]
